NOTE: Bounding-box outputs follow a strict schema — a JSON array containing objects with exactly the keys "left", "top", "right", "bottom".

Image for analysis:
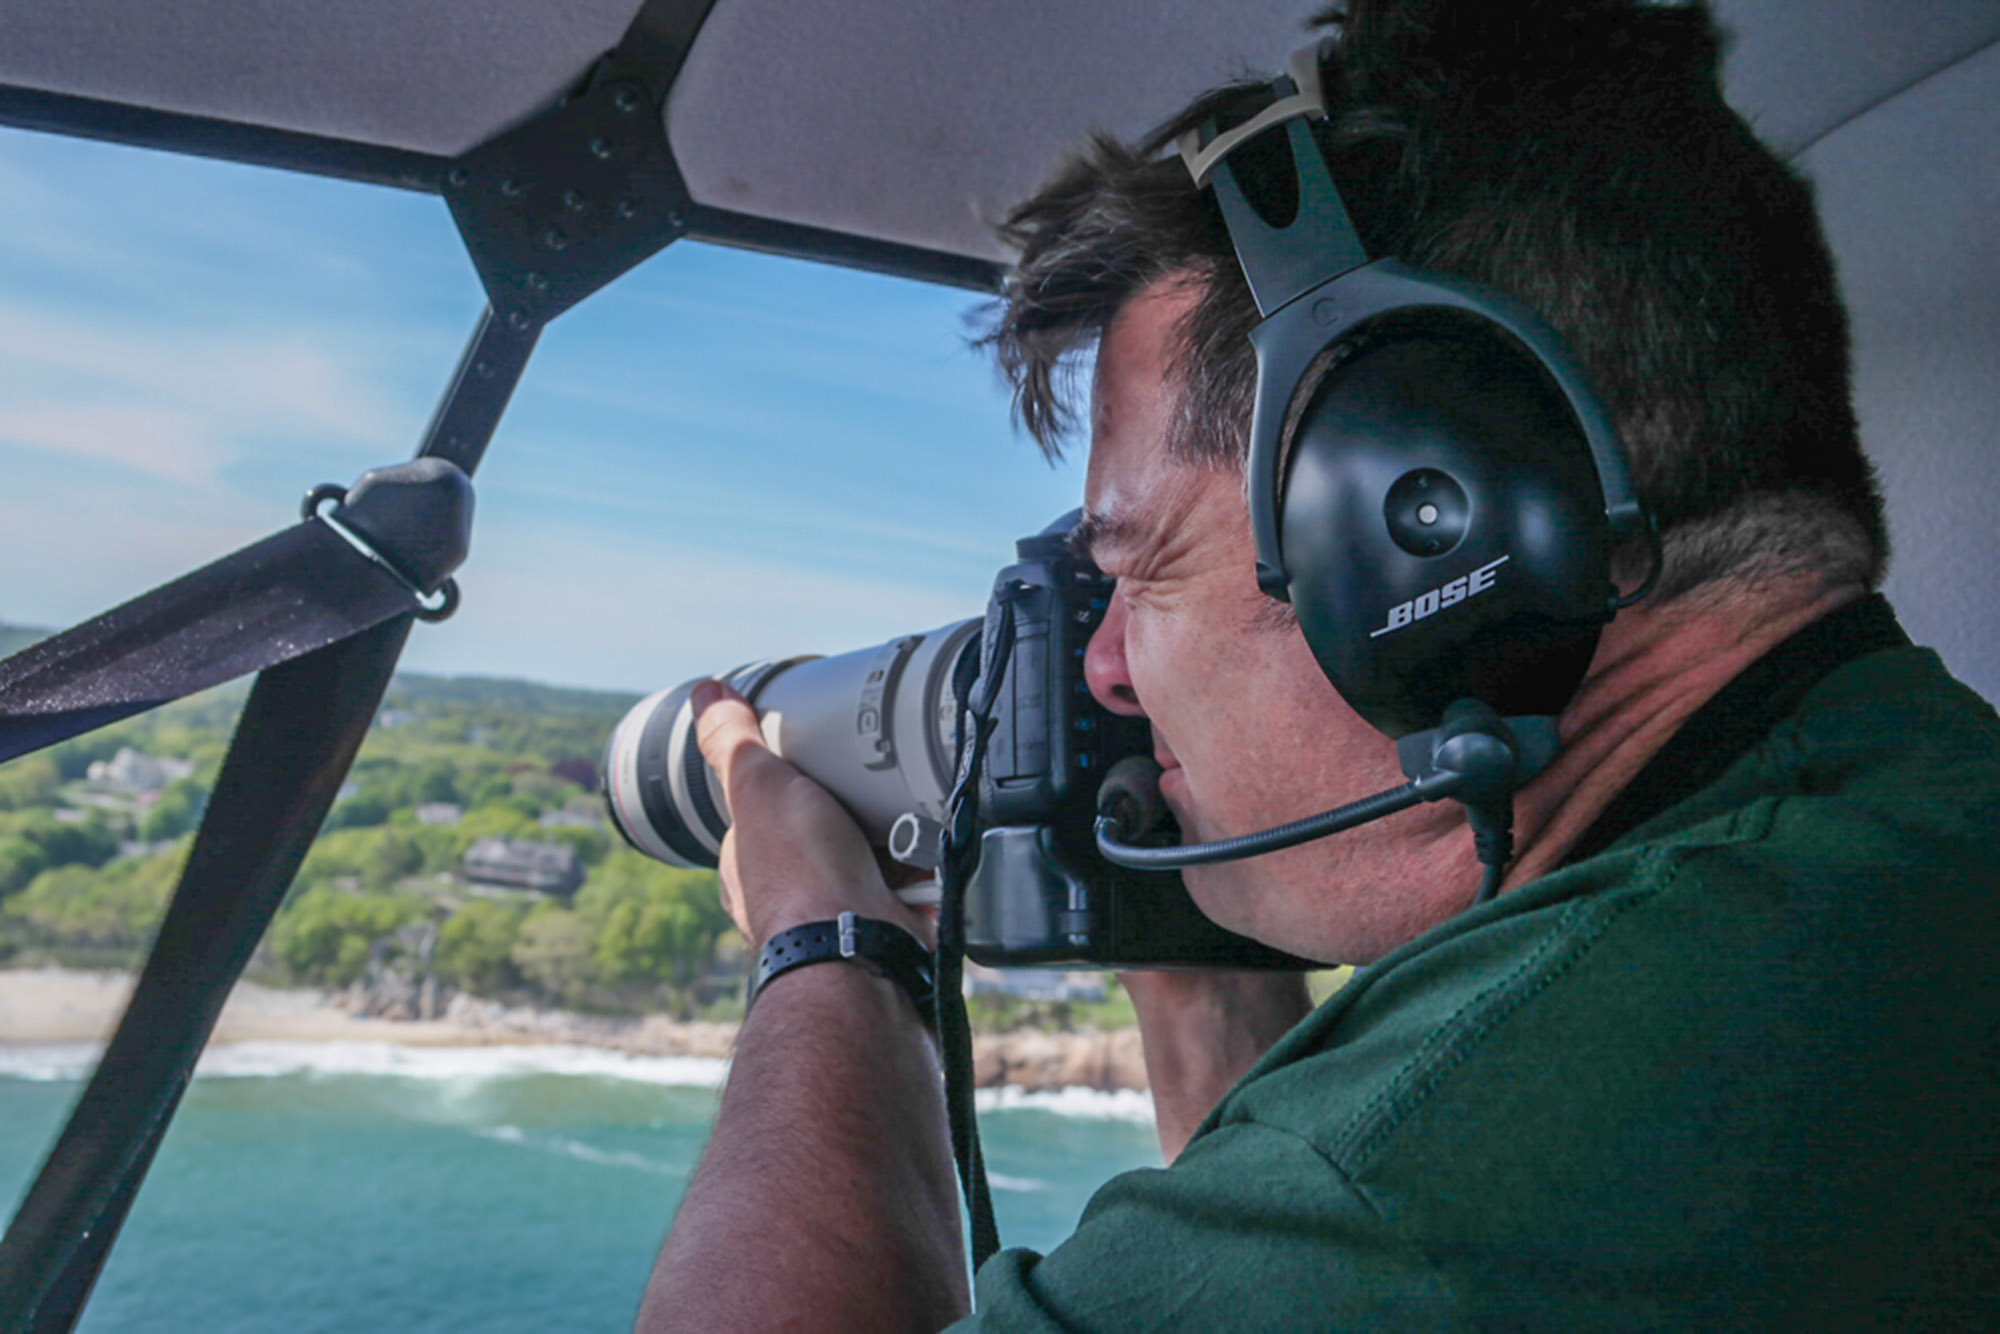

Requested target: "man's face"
[{"left": 1078, "top": 279, "right": 1468, "bottom": 964}]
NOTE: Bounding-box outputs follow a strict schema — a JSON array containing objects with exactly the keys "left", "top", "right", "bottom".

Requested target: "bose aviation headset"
[{"left": 1096, "top": 44, "right": 1657, "bottom": 895}]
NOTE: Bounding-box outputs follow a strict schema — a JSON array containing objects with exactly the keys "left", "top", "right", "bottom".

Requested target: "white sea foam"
[
  {"left": 0, "top": 1043, "right": 99, "bottom": 1082},
  {"left": 976, "top": 1084, "right": 1157, "bottom": 1124},
  {"left": 198, "top": 1040, "right": 733, "bottom": 1086},
  {"left": 1, "top": 1041, "right": 1157, "bottom": 1123},
  {"left": 0, "top": 1041, "right": 730, "bottom": 1088},
  {"left": 474, "top": 1124, "right": 686, "bottom": 1177},
  {"left": 985, "top": 1172, "right": 1051, "bottom": 1193}
]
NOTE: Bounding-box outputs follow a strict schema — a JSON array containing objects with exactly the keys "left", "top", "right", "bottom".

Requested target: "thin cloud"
[
  {"left": 402, "top": 519, "right": 984, "bottom": 693},
  {"left": 0, "top": 403, "right": 229, "bottom": 480},
  {"left": 0, "top": 467, "right": 268, "bottom": 627},
  {"left": 0, "top": 299, "right": 411, "bottom": 485}
]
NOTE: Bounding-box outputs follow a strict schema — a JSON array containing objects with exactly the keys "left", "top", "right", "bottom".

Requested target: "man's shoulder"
[
  {"left": 1216, "top": 850, "right": 1676, "bottom": 1173},
  {"left": 1226, "top": 639, "right": 2000, "bottom": 1156},
  {"left": 1629, "top": 637, "right": 2000, "bottom": 858},
  {"left": 1195, "top": 640, "right": 2000, "bottom": 1324}
]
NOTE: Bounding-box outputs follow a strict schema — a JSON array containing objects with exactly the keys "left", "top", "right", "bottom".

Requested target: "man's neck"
[{"left": 1503, "top": 579, "right": 1867, "bottom": 889}]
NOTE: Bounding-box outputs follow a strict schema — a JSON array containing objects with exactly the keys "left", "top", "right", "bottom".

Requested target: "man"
[{"left": 640, "top": 1, "right": 2000, "bottom": 1327}]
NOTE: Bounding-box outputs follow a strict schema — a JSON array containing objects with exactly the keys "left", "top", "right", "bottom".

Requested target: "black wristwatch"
[{"left": 749, "top": 911, "right": 936, "bottom": 1019}]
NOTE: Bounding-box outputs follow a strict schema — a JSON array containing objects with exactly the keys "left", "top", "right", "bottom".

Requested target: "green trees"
[
  {"left": 472, "top": 852, "right": 732, "bottom": 1011},
  {"left": 0, "top": 670, "right": 747, "bottom": 1013},
  {"left": 0, "top": 754, "right": 60, "bottom": 810},
  {"left": 270, "top": 886, "right": 425, "bottom": 987},
  {"left": 323, "top": 791, "right": 392, "bottom": 830},
  {"left": 0, "top": 843, "right": 187, "bottom": 961},
  {"left": 269, "top": 802, "right": 729, "bottom": 1011},
  {"left": 0, "top": 837, "right": 47, "bottom": 898},
  {"left": 0, "top": 809, "right": 155, "bottom": 962},
  {"left": 412, "top": 761, "right": 460, "bottom": 806},
  {"left": 509, "top": 905, "right": 596, "bottom": 1007},
  {"left": 435, "top": 899, "right": 528, "bottom": 994},
  {"left": 139, "top": 777, "right": 208, "bottom": 842},
  {"left": 577, "top": 850, "right": 733, "bottom": 992},
  {"left": 0, "top": 811, "right": 121, "bottom": 893}
]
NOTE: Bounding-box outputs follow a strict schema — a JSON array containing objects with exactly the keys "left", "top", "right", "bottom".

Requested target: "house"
[
  {"left": 86, "top": 747, "right": 194, "bottom": 795},
  {"left": 460, "top": 836, "right": 584, "bottom": 897},
  {"left": 538, "top": 798, "right": 602, "bottom": 829}
]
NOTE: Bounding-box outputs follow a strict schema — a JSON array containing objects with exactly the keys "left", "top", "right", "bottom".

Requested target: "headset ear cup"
[{"left": 1278, "top": 326, "right": 1614, "bottom": 738}]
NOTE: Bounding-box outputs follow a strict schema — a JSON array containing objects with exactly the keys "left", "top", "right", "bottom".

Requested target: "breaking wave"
[
  {"left": 0, "top": 1043, "right": 98, "bottom": 1083},
  {"left": 3, "top": 1042, "right": 1157, "bottom": 1122},
  {"left": 0, "top": 1041, "right": 729, "bottom": 1088},
  {"left": 976, "top": 1084, "right": 1156, "bottom": 1123},
  {"left": 475, "top": 1124, "right": 687, "bottom": 1177}
]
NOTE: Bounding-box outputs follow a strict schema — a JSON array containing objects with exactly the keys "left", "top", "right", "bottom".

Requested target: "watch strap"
[{"left": 749, "top": 911, "right": 936, "bottom": 1018}]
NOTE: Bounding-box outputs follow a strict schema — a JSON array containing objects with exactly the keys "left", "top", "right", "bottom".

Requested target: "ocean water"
[{"left": 0, "top": 1043, "right": 1161, "bottom": 1332}]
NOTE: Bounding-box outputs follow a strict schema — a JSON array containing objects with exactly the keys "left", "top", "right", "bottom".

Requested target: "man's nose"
[{"left": 1084, "top": 587, "right": 1144, "bottom": 716}]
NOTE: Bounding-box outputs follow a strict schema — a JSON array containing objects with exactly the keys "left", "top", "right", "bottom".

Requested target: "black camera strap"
[{"left": 934, "top": 583, "right": 1026, "bottom": 1276}]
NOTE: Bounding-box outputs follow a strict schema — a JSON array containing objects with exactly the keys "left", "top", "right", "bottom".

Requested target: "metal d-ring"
[
  {"left": 301, "top": 483, "right": 347, "bottom": 521},
  {"left": 303, "top": 480, "right": 462, "bottom": 623},
  {"left": 414, "top": 579, "right": 460, "bottom": 623}
]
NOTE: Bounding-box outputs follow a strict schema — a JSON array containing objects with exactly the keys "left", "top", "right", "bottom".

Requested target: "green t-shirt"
[{"left": 959, "top": 600, "right": 2000, "bottom": 1330}]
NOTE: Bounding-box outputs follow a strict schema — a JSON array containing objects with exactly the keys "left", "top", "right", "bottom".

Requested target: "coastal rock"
[
  {"left": 433, "top": 994, "right": 1147, "bottom": 1091},
  {"left": 439, "top": 993, "right": 737, "bottom": 1059},
  {"left": 973, "top": 1028, "right": 1147, "bottom": 1093}
]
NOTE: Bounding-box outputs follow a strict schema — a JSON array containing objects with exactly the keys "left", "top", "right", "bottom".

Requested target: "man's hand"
[
  {"left": 1122, "top": 970, "right": 1313, "bottom": 1162},
  {"left": 691, "top": 679, "right": 932, "bottom": 949}
]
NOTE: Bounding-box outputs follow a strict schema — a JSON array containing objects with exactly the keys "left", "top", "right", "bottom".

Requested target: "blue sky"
[{"left": 0, "top": 126, "right": 1084, "bottom": 694}]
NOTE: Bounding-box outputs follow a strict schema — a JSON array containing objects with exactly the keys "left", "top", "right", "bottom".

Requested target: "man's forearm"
[{"left": 639, "top": 963, "right": 969, "bottom": 1333}]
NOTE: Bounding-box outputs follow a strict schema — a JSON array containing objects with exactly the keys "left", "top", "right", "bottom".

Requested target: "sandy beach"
[
  {"left": 0, "top": 966, "right": 499, "bottom": 1047},
  {"left": 0, "top": 967, "right": 1149, "bottom": 1090}
]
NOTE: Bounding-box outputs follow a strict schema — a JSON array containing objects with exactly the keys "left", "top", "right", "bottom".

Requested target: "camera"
[{"left": 602, "top": 514, "right": 1306, "bottom": 970}]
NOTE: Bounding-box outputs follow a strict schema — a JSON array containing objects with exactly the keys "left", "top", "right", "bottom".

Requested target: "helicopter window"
[{"left": 0, "top": 123, "right": 1080, "bottom": 689}]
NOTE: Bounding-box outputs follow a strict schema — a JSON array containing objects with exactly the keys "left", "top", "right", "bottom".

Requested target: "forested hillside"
[{"left": 0, "top": 643, "right": 739, "bottom": 1019}]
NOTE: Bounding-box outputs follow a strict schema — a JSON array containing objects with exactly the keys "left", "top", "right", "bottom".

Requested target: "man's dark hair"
[{"left": 985, "top": 0, "right": 1887, "bottom": 602}]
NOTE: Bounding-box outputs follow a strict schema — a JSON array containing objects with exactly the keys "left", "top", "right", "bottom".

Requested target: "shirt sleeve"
[{"left": 944, "top": 1119, "right": 1463, "bottom": 1333}]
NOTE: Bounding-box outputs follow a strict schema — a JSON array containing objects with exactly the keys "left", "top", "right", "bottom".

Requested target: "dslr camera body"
[{"left": 603, "top": 512, "right": 1303, "bottom": 970}]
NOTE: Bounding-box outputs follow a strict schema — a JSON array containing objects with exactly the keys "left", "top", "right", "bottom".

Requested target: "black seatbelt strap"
[
  {"left": 0, "top": 456, "right": 471, "bottom": 766},
  {"left": 0, "top": 617, "right": 413, "bottom": 1326}
]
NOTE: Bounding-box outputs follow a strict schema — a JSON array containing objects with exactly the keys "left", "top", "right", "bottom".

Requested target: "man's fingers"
[{"left": 692, "top": 679, "right": 767, "bottom": 796}]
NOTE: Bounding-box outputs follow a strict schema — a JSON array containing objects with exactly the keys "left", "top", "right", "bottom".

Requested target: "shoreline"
[{"left": 0, "top": 966, "right": 1149, "bottom": 1093}]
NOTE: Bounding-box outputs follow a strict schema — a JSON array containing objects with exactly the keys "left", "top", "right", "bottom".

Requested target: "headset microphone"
[
  {"left": 1097, "top": 45, "right": 1657, "bottom": 897},
  {"left": 1094, "top": 701, "right": 1558, "bottom": 904}
]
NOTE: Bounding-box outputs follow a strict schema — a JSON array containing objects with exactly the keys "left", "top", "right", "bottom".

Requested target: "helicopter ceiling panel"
[
  {"left": 665, "top": 0, "right": 2000, "bottom": 264},
  {"left": 0, "top": 1, "right": 1995, "bottom": 267},
  {"left": 664, "top": 0, "right": 1311, "bottom": 263},
  {"left": 0, "top": 0, "right": 646, "bottom": 154}
]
